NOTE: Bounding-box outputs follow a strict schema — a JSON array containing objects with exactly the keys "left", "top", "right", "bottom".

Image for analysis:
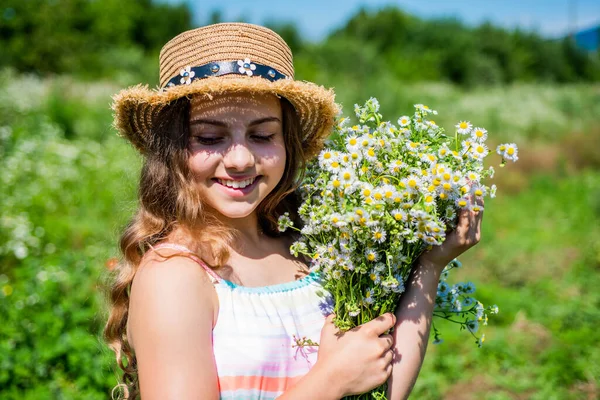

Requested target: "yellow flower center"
[
  {"left": 323, "top": 152, "right": 331, "bottom": 159},
  {"left": 458, "top": 200, "right": 467, "bottom": 207},
  {"left": 349, "top": 138, "right": 357, "bottom": 146},
  {"left": 374, "top": 232, "right": 382, "bottom": 239},
  {"left": 474, "top": 189, "right": 483, "bottom": 196},
  {"left": 443, "top": 183, "right": 452, "bottom": 191},
  {"left": 459, "top": 122, "right": 468, "bottom": 129},
  {"left": 374, "top": 193, "right": 383, "bottom": 200},
  {"left": 408, "top": 179, "right": 417, "bottom": 188},
  {"left": 425, "top": 195, "right": 433, "bottom": 203},
  {"left": 343, "top": 172, "right": 351, "bottom": 180},
  {"left": 507, "top": 147, "right": 515, "bottom": 155},
  {"left": 331, "top": 161, "right": 339, "bottom": 168},
  {"left": 363, "top": 189, "right": 371, "bottom": 196},
  {"left": 394, "top": 213, "right": 402, "bottom": 221},
  {"left": 367, "top": 148, "right": 375, "bottom": 157},
  {"left": 440, "top": 192, "right": 448, "bottom": 200},
  {"left": 333, "top": 180, "right": 341, "bottom": 188},
  {"left": 367, "top": 253, "right": 376, "bottom": 261}
]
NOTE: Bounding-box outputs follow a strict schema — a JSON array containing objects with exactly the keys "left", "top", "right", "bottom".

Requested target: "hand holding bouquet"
[{"left": 279, "top": 98, "right": 517, "bottom": 399}]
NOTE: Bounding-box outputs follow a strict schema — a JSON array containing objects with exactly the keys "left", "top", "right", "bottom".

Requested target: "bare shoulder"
[
  {"left": 128, "top": 250, "right": 218, "bottom": 348},
  {"left": 127, "top": 251, "right": 220, "bottom": 399}
]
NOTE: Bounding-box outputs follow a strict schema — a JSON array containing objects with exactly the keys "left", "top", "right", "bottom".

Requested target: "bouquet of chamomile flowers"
[{"left": 278, "top": 98, "right": 517, "bottom": 399}]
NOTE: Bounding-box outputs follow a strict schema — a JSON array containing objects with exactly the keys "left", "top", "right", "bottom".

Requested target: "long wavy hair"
[{"left": 104, "top": 95, "right": 305, "bottom": 399}]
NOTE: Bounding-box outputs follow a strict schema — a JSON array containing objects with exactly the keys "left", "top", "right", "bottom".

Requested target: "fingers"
[
  {"left": 366, "top": 313, "right": 396, "bottom": 335},
  {"left": 379, "top": 334, "right": 394, "bottom": 352}
]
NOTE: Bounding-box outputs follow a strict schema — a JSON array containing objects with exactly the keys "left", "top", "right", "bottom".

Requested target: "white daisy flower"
[
  {"left": 471, "top": 143, "right": 489, "bottom": 160},
  {"left": 497, "top": 143, "right": 519, "bottom": 162},
  {"left": 391, "top": 209, "right": 408, "bottom": 222},
  {"left": 456, "top": 197, "right": 470, "bottom": 209},
  {"left": 490, "top": 184, "right": 497, "bottom": 198},
  {"left": 466, "top": 171, "right": 481, "bottom": 182},
  {"left": 388, "top": 159, "right": 405, "bottom": 174},
  {"left": 469, "top": 203, "right": 484, "bottom": 213},
  {"left": 331, "top": 270, "right": 343, "bottom": 280},
  {"left": 346, "top": 135, "right": 359, "bottom": 150},
  {"left": 363, "top": 147, "right": 377, "bottom": 162},
  {"left": 456, "top": 120, "right": 472, "bottom": 135},
  {"left": 318, "top": 149, "right": 336, "bottom": 168},
  {"left": 398, "top": 115, "right": 411, "bottom": 127},
  {"left": 444, "top": 206, "right": 456, "bottom": 221},
  {"left": 369, "top": 271, "right": 382, "bottom": 284},
  {"left": 357, "top": 135, "right": 372, "bottom": 150},
  {"left": 372, "top": 227, "right": 387, "bottom": 243},
  {"left": 365, "top": 249, "right": 379, "bottom": 262},
  {"left": 471, "top": 127, "right": 488, "bottom": 142},
  {"left": 339, "top": 168, "right": 356, "bottom": 185},
  {"left": 363, "top": 289, "right": 375, "bottom": 305},
  {"left": 324, "top": 159, "right": 342, "bottom": 173},
  {"left": 471, "top": 185, "right": 486, "bottom": 198}
]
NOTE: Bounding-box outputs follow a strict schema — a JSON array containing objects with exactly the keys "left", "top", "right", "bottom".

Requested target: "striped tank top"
[{"left": 152, "top": 243, "right": 334, "bottom": 400}]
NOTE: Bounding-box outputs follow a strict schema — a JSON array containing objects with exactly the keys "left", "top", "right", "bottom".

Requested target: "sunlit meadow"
[{"left": 1, "top": 69, "right": 599, "bottom": 398}]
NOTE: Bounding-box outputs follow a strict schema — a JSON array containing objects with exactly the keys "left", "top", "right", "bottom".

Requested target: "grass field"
[{"left": 0, "top": 71, "right": 598, "bottom": 398}]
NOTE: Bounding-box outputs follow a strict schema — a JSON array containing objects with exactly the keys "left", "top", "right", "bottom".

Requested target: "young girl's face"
[{"left": 187, "top": 92, "right": 286, "bottom": 220}]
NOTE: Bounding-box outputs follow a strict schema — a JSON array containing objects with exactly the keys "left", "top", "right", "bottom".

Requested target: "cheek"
[
  {"left": 258, "top": 143, "right": 286, "bottom": 176},
  {"left": 188, "top": 151, "right": 218, "bottom": 178}
]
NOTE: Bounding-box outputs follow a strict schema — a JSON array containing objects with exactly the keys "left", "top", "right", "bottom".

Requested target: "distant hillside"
[{"left": 574, "top": 25, "right": 599, "bottom": 52}]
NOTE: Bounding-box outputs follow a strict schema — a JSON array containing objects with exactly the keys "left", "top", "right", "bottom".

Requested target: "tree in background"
[{"left": 0, "top": 0, "right": 192, "bottom": 82}]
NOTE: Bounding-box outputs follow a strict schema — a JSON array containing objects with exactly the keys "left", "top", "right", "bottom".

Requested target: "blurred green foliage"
[
  {"left": 292, "top": 7, "right": 600, "bottom": 86},
  {"left": 0, "top": 0, "right": 192, "bottom": 84},
  {"left": 1, "top": 2, "right": 598, "bottom": 87}
]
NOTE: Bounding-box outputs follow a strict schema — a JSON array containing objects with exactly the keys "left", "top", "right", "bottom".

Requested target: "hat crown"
[{"left": 158, "top": 23, "right": 294, "bottom": 88}]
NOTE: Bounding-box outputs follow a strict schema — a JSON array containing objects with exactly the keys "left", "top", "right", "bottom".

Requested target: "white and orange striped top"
[{"left": 151, "top": 243, "right": 334, "bottom": 399}]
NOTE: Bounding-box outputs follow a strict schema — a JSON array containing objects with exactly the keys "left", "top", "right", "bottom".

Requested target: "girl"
[{"left": 105, "top": 23, "right": 483, "bottom": 400}]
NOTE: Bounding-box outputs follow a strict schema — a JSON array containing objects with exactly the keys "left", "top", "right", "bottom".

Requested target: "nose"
[{"left": 223, "top": 142, "right": 255, "bottom": 171}]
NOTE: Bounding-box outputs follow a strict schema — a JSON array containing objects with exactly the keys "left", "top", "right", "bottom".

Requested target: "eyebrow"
[{"left": 190, "top": 116, "right": 281, "bottom": 128}]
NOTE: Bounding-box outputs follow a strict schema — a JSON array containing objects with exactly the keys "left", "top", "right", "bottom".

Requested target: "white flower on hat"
[
  {"left": 237, "top": 58, "right": 257, "bottom": 76},
  {"left": 179, "top": 66, "right": 195, "bottom": 85}
]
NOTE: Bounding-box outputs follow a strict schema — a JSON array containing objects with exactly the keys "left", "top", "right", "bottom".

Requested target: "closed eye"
[
  {"left": 192, "top": 136, "right": 224, "bottom": 145},
  {"left": 251, "top": 134, "right": 276, "bottom": 142}
]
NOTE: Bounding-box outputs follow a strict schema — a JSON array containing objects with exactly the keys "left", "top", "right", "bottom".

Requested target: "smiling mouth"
[{"left": 215, "top": 176, "right": 260, "bottom": 189}]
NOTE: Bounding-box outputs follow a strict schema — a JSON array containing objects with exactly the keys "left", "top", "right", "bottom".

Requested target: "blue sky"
[{"left": 165, "top": 0, "right": 600, "bottom": 41}]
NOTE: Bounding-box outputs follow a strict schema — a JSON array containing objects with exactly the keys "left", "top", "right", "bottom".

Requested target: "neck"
[{"left": 218, "top": 212, "right": 264, "bottom": 249}]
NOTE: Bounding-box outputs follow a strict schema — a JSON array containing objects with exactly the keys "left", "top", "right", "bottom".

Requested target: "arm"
[
  {"left": 128, "top": 255, "right": 220, "bottom": 400},
  {"left": 387, "top": 201, "right": 484, "bottom": 400}
]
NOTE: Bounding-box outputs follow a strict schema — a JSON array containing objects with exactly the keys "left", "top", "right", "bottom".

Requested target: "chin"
[{"left": 212, "top": 205, "right": 259, "bottom": 220}]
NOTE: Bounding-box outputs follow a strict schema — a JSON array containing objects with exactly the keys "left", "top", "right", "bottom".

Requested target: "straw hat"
[{"left": 112, "top": 22, "right": 339, "bottom": 159}]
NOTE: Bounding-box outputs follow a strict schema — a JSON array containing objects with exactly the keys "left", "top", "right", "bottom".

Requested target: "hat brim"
[{"left": 112, "top": 76, "right": 339, "bottom": 160}]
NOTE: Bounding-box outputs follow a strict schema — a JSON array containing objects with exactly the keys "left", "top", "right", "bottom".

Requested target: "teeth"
[{"left": 218, "top": 177, "right": 256, "bottom": 189}]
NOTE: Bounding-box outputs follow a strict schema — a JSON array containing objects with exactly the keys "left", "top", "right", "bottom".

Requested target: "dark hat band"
[{"left": 164, "top": 58, "right": 288, "bottom": 89}]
